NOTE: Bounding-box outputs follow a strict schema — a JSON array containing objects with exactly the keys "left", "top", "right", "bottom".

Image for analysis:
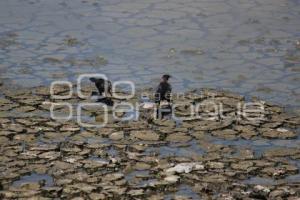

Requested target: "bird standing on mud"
[
  {"left": 89, "top": 77, "right": 114, "bottom": 106},
  {"left": 155, "top": 74, "right": 172, "bottom": 104},
  {"left": 89, "top": 77, "right": 112, "bottom": 97},
  {"left": 155, "top": 74, "right": 172, "bottom": 119}
]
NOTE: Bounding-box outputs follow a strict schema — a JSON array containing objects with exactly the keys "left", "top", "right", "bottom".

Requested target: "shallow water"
[
  {"left": 165, "top": 184, "right": 200, "bottom": 199},
  {"left": 243, "top": 172, "right": 300, "bottom": 186},
  {"left": 12, "top": 173, "right": 54, "bottom": 187},
  {"left": 212, "top": 135, "right": 300, "bottom": 157},
  {"left": 146, "top": 139, "right": 205, "bottom": 158},
  {"left": 242, "top": 177, "right": 277, "bottom": 185},
  {"left": 0, "top": 0, "right": 299, "bottom": 110}
]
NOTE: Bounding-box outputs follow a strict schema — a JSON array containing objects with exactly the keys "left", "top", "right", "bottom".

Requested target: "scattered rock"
[
  {"left": 133, "top": 162, "right": 151, "bottom": 170},
  {"left": 89, "top": 193, "right": 106, "bottom": 200},
  {"left": 109, "top": 131, "right": 124, "bottom": 140},
  {"left": 165, "top": 132, "right": 192, "bottom": 143},
  {"left": 0, "top": 86, "right": 299, "bottom": 199},
  {"left": 128, "top": 189, "right": 144, "bottom": 196},
  {"left": 164, "top": 175, "right": 180, "bottom": 183},
  {"left": 202, "top": 174, "right": 227, "bottom": 183},
  {"left": 212, "top": 129, "right": 238, "bottom": 140},
  {"left": 231, "top": 161, "right": 254, "bottom": 171},
  {"left": 250, "top": 185, "right": 270, "bottom": 198},
  {"left": 131, "top": 130, "right": 160, "bottom": 141},
  {"left": 206, "top": 162, "right": 225, "bottom": 169},
  {"left": 260, "top": 128, "right": 297, "bottom": 139},
  {"left": 102, "top": 173, "right": 124, "bottom": 182}
]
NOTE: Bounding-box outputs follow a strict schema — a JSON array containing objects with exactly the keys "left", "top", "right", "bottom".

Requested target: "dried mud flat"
[{"left": 0, "top": 84, "right": 300, "bottom": 200}]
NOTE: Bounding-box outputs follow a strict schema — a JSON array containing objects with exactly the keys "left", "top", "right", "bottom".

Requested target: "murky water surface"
[{"left": 0, "top": 0, "right": 299, "bottom": 109}]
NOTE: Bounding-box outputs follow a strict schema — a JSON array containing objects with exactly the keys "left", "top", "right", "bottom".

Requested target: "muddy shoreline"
[{"left": 0, "top": 84, "right": 299, "bottom": 199}]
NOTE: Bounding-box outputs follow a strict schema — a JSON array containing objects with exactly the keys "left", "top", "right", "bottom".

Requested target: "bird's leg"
[{"left": 108, "top": 89, "right": 112, "bottom": 97}]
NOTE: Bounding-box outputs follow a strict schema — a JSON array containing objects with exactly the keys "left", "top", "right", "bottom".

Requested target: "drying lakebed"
[
  {"left": 0, "top": 0, "right": 300, "bottom": 199},
  {"left": 0, "top": 84, "right": 300, "bottom": 200}
]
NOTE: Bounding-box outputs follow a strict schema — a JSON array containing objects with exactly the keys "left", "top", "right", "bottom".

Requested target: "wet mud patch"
[
  {"left": 12, "top": 173, "right": 54, "bottom": 187},
  {"left": 165, "top": 184, "right": 200, "bottom": 200}
]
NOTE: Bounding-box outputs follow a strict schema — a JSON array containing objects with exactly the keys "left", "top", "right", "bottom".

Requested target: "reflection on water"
[{"left": 0, "top": 0, "right": 299, "bottom": 110}]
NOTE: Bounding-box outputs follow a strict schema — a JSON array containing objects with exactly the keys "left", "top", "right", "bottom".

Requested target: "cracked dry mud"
[{"left": 0, "top": 85, "right": 300, "bottom": 200}]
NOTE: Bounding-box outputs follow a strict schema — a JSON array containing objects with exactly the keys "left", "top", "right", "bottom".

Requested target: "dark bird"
[
  {"left": 89, "top": 77, "right": 114, "bottom": 106},
  {"left": 155, "top": 74, "right": 172, "bottom": 119},
  {"left": 89, "top": 77, "right": 112, "bottom": 97},
  {"left": 155, "top": 74, "right": 172, "bottom": 104}
]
